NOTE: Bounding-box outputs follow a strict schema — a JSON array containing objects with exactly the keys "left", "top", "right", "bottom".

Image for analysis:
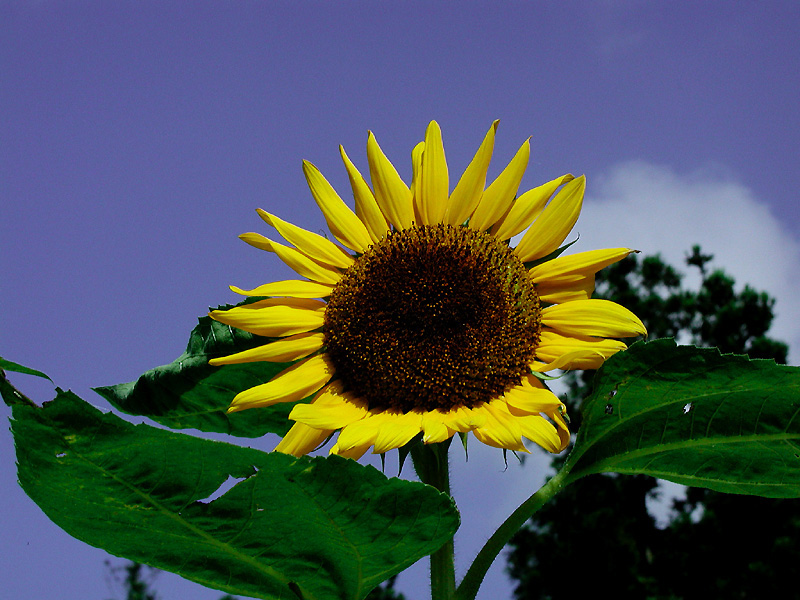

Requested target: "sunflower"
[{"left": 209, "top": 121, "right": 646, "bottom": 460}]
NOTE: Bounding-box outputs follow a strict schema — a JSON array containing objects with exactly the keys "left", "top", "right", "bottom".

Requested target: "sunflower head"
[
  {"left": 324, "top": 223, "right": 542, "bottom": 414},
  {"left": 209, "top": 121, "right": 646, "bottom": 459}
]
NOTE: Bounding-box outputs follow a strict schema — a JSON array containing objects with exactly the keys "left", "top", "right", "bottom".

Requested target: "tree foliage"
[{"left": 507, "top": 246, "right": 793, "bottom": 599}]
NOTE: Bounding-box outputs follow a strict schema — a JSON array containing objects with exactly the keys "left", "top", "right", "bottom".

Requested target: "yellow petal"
[
  {"left": 530, "top": 248, "right": 635, "bottom": 286},
  {"left": 517, "top": 414, "right": 566, "bottom": 453},
  {"left": 503, "top": 379, "right": 565, "bottom": 416},
  {"left": 340, "top": 145, "right": 389, "bottom": 243},
  {"left": 546, "top": 404, "right": 571, "bottom": 445},
  {"left": 535, "top": 330, "right": 628, "bottom": 370},
  {"left": 289, "top": 382, "right": 369, "bottom": 429},
  {"left": 492, "top": 174, "right": 575, "bottom": 241},
  {"left": 373, "top": 411, "right": 423, "bottom": 454},
  {"left": 274, "top": 422, "right": 333, "bottom": 457},
  {"left": 230, "top": 280, "right": 334, "bottom": 299},
  {"left": 531, "top": 248, "right": 635, "bottom": 303},
  {"left": 227, "top": 354, "right": 335, "bottom": 412},
  {"left": 209, "top": 298, "right": 326, "bottom": 337},
  {"left": 243, "top": 234, "right": 342, "bottom": 285},
  {"left": 209, "top": 332, "right": 324, "bottom": 365},
  {"left": 418, "top": 121, "right": 449, "bottom": 225},
  {"left": 256, "top": 209, "right": 354, "bottom": 269},
  {"left": 535, "top": 276, "right": 596, "bottom": 304},
  {"left": 530, "top": 351, "right": 597, "bottom": 372},
  {"left": 330, "top": 441, "right": 371, "bottom": 460},
  {"left": 514, "top": 175, "right": 585, "bottom": 262},
  {"left": 302, "top": 160, "right": 373, "bottom": 253},
  {"left": 541, "top": 299, "right": 647, "bottom": 338},
  {"left": 334, "top": 412, "right": 387, "bottom": 454},
  {"left": 468, "top": 138, "right": 530, "bottom": 232},
  {"left": 517, "top": 373, "right": 549, "bottom": 391},
  {"left": 411, "top": 140, "right": 425, "bottom": 224},
  {"left": 445, "top": 121, "right": 498, "bottom": 226},
  {"left": 367, "top": 131, "right": 414, "bottom": 229},
  {"left": 471, "top": 402, "right": 528, "bottom": 452},
  {"left": 239, "top": 231, "right": 274, "bottom": 252},
  {"left": 441, "top": 405, "right": 487, "bottom": 432},
  {"left": 421, "top": 411, "right": 453, "bottom": 444}
]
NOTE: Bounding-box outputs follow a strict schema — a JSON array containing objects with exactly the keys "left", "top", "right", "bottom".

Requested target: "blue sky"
[{"left": 2, "top": 2, "right": 799, "bottom": 599}]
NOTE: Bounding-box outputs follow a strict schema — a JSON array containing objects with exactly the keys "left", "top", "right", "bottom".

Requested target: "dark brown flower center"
[{"left": 324, "top": 223, "right": 541, "bottom": 413}]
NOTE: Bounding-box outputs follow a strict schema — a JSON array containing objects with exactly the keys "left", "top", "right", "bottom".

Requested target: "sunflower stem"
[
  {"left": 454, "top": 466, "right": 570, "bottom": 600},
  {"left": 411, "top": 440, "right": 456, "bottom": 600}
]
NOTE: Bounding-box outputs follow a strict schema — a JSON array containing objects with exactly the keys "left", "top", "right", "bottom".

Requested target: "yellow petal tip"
[{"left": 256, "top": 208, "right": 273, "bottom": 225}]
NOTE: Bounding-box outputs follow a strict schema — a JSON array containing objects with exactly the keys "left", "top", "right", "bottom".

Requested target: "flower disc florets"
[{"left": 324, "top": 223, "right": 541, "bottom": 413}]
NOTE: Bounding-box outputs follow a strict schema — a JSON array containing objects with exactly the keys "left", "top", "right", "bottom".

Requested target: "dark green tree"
[
  {"left": 104, "top": 560, "right": 237, "bottom": 600},
  {"left": 366, "top": 576, "right": 406, "bottom": 600},
  {"left": 507, "top": 246, "right": 791, "bottom": 599},
  {"left": 104, "top": 561, "right": 160, "bottom": 600}
]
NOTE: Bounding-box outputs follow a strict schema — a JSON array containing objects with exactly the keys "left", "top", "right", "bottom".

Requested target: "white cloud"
[{"left": 579, "top": 160, "right": 800, "bottom": 363}]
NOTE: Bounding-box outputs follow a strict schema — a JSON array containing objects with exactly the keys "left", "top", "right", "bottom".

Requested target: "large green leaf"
[
  {"left": 11, "top": 391, "right": 459, "bottom": 600},
  {"left": 565, "top": 339, "right": 800, "bottom": 497},
  {"left": 95, "top": 307, "right": 303, "bottom": 438}
]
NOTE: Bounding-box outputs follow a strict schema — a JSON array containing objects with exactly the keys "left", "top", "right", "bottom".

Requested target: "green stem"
[
  {"left": 412, "top": 441, "right": 456, "bottom": 600},
  {"left": 454, "top": 467, "right": 570, "bottom": 600}
]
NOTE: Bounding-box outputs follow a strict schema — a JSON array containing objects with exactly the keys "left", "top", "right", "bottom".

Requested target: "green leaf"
[
  {"left": 12, "top": 392, "right": 459, "bottom": 600},
  {"left": 565, "top": 339, "right": 800, "bottom": 497},
  {"left": 95, "top": 307, "right": 303, "bottom": 438},
  {"left": 0, "top": 356, "right": 53, "bottom": 382}
]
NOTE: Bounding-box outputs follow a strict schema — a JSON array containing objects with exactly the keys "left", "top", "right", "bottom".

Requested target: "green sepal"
[
  {"left": 396, "top": 433, "right": 423, "bottom": 476},
  {"left": 523, "top": 236, "right": 579, "bottom": 270},
  {"left": 458, "top": 431, "right": 469, "bottom": 459},
  {"left": 528, "top": 369, "right": 563, "bottom": 382}
]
